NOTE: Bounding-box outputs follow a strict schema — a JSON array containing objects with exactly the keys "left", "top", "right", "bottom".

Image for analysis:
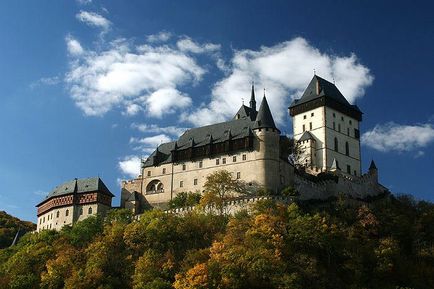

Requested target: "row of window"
[
  {"left": 147, "top": 154, "right": 248, "bottom": 177},
  {"left": 179, "top": 172, "right": 241, "bottom": 188},
  {"left": 39, "top": 207, "right": 94, "bottom": 225}
]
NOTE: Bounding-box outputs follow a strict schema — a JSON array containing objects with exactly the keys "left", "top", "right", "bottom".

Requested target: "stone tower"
[{"left": 289, "top": 75, "right": 363, "bottom": 176}]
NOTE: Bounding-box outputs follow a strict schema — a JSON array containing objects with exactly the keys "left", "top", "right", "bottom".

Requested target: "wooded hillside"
[{"left": 1, "top": 194, "right": 434, "bottom": 289}]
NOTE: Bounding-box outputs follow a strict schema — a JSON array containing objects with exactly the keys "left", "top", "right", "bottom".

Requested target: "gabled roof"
[
  {"left": 233, "top": 105, "right": 257, "bottom": 121},
  {"left": 289, "top": 75, "right": 362, "bottom": 115},
  {"left": 38, "top": 177, "right": 114, "bottom": 206},
  {"left": 253, "top": 96, "right": 279, "bottom": 132},
  {"left": 298, "top": 131, "right": 315, "bottom": 142}
]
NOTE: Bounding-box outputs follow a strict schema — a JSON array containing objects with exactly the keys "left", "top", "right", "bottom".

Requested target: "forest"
[{"left": 1, "top": 190, "right": 434, "bottom": 289}]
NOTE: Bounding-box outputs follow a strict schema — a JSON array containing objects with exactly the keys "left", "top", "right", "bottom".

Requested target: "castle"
[
  {"left": 121, "top": 75, "right": 388, "bottom": 213},
  {"left": 36, "top": 75, "right": 388, "bottom": 229}
]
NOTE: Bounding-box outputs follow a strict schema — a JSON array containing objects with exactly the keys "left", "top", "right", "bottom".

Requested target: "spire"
[
  {"left": 249, "top": 82, "right": 256, "bottom": 111},
  {"left": 252, "top": 94, "right": 278, "bottom": 131},
  {"left": 330, "top": 158, "right": 339, "bottom": 171},
  {"left": 369, "top": 160, "right": 377, "bottom": 171}
]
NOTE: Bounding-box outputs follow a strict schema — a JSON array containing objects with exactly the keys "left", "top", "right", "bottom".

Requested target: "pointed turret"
[
  {"left": 330, "top": 158, "right": 339, "bottom": 171},
  {"left": 249, "top": 83, "right": 256, "bottom": 111},
  {"left": 253, "top": 95, "right": 279, "bottom": 132},
  {"left": 369, "top": 160, "right": 377, "bottom": 171}
]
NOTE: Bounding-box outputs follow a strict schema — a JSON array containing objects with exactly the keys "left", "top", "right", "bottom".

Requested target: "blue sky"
[{"left": 1, "top": 0, "right": 433, "bottom": 222}]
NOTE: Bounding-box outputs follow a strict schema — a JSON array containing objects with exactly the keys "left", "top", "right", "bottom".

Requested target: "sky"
[{"left": 1, "top": 0, "right": 433, "bottom": 222}]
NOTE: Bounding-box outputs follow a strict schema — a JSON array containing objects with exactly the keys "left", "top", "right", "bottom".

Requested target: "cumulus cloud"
[
  {"left": 177, "top": 37, "right": 221, "bottom": 54},
  {"left": 118, "top": 155, "right": 141, "bottom": 178},
  {"left": 76, "top": 11, "right": 111, "bottom": 30},
  {"left": 184, "top": 37, "right": 373, "bottom": 126},
  {"left": 147, "top": 31, "right": 172, "bottom": 43},
  {"left": 362, "top": 122, "right": 434, "bottom": 153},
  {"left": 66, "top": 35, "right": 84, "bottom": 56},
  {"left": 65, "top": 39, "right": 205, "bottom": 116},
  {"left": 131, "top": 123, "right": 188, "bottom": 136}
]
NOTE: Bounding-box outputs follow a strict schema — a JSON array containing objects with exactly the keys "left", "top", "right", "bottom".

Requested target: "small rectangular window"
[
  {"left": 338, "top": 124, "right": 341, "bottom": 132},
  {"left": 347, "top": 128, "right": 350, "bottom": 136},
  {"left": 311, "top": 112, "right": 314, "bottom": 117},
  {"left": 303, "top": 115, "right": 306, "bottom": 119},
  {"left": 199, "top": 161, "right": 203, "bottom": 168},
  {"left": 302, "top": 124, "right": 305, "bottom": 132},
  {"left": 349, "top": 120, "right": 352, "bottom": 125},
  {"left": 347, "top": 165, "right": 351, "bottom": 174},
  {"left": 354, "top": 170, "right": 357, "bottom": 176},
  {"left": 333, "top": 113, "right": 336, "bottom": 118},
  {"left": 233, "top": 156, "right": 237, "bottom": 162},
  {"left": 194, "top": 179, "right": 198, "bottom": 185},
  {"left": 147, "top": 171, "right": 151, "bottom": 177},
  {"left": 309, "top": 122, "right": 312, "bottom": 130},
  {"left": 162, "top": 168, "right": 166, "bottom": 174},
  {"left": 333, "top": 122, "right": 336, "bottom": 130},
  {"left": 222, "top": 158, "right": 226, "bottom": 164},
  {"left": 236, "top": 172, "right": 241, "bottom": 179},
  {"left": 182, "top": 164, "right": 186, "bottom": 171},
  {"left": 180, "top": 181, "right": 183, "bottom": 187},
  {"left": 216, "top": 159, "right": 220, "bottom": 165},
  {"left": 341, "top": 116, "right": 344, "bottom": 121},
  {"left": 242, "top": 154, "right": 246, "bottom": 161}
]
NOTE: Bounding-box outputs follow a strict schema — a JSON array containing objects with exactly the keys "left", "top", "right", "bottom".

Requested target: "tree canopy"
[{"left": 1, "top": 195, "right": 434, "bottom": 289}]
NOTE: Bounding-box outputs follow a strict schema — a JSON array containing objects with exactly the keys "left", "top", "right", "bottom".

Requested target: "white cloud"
[
  {"left": 362, "top": 122, "right": 434, "bottom": 153},
  {"left": 30, "top": 76, "right": 60, "bottom": 89},
  {"left": 33, "top": 190, "right": 48, "bottom": 197},
  {"left": 145, "top": 88, "right": 192, "bottom": 117},
  {"left": 65, "top": 40, "right": 205, "bottom": 116},
  {"left": 76, "top": 0, "right": 92, "bottom": 4},
  {"left": 130, "top": 134, "right": 172, "bottom": 148},
  {"left": 76, "top": 11, "right": 111, "bottom": 30},
  {"left": 118, "top": 155, "right": 141, "bottom": 178},
  {"left": 184, "top": 37, "right": 373, "bottom": 126},
  {"left": 66, "top": 35, "right": 84, "bottom": 56},
  {"left": 147, "top": 31, "right": 172, "bottom": 43},
  {"left": 131, "top": 123, "right": 188, "bottom": 136},
  {"left": 176, "top": 37, "right": 221, "bottom": 54}
]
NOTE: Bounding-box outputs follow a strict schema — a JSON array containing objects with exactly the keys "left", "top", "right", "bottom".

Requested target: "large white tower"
[{"left": 289, "top": 75, "right": 363, "bottom": 176}]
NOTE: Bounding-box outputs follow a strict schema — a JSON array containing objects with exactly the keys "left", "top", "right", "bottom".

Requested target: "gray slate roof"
[
  {"left": 143, "top": 96, "right": 279, "bottom": 168},
  {"left": 299, "top": 131, "right": 315, "bottom": 142},
  {"left": 253, "top": 96, "right": 279, "bottom": 131},
  {"left": 289, "top": 75, "right": 361, "bottom": 113},
  {"left": 38, "top": 177, "right": 114, "bottom": 206}
]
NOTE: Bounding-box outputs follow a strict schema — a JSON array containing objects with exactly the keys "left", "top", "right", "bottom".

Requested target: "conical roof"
[
  {"left": 253, "top": 96, "right": 278, "bottom": 131},
  {"left": 369, "top": 160, "right": 377, "bottom": 170}
]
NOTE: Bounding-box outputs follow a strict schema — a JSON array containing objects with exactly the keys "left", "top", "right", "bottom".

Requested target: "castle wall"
[{"left": 294, "top": 170, "right": 384, "bottom": 201}]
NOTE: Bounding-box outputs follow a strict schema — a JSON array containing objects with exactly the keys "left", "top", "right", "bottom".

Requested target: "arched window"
[
  {"left": 345, "top": 142, "right": 349, "bottom": 156},
  {"left": 334, "top": 137, "right": 338, "bottom": 152},
  {"left": 56, "top": 211, "right": 59, "bottom": 218},
  {"left": 88, "top": 207, "right": 93, "bottom": 214},
  {"left": 65, "top": 209, "right": 69, "bottom": 217}
]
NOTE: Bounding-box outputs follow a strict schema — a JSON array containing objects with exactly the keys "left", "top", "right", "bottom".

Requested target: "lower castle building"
[{"left": 36, "top": 177, "right": 114, "bottom": 232}]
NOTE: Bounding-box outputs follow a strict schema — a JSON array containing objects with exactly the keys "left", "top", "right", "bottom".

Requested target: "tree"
[
  {"left": 200, "top": 170, "right": 245, "bottom": 215},
  {"left": 168, "top": 192, "right": 202, "bottom": 209}
]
